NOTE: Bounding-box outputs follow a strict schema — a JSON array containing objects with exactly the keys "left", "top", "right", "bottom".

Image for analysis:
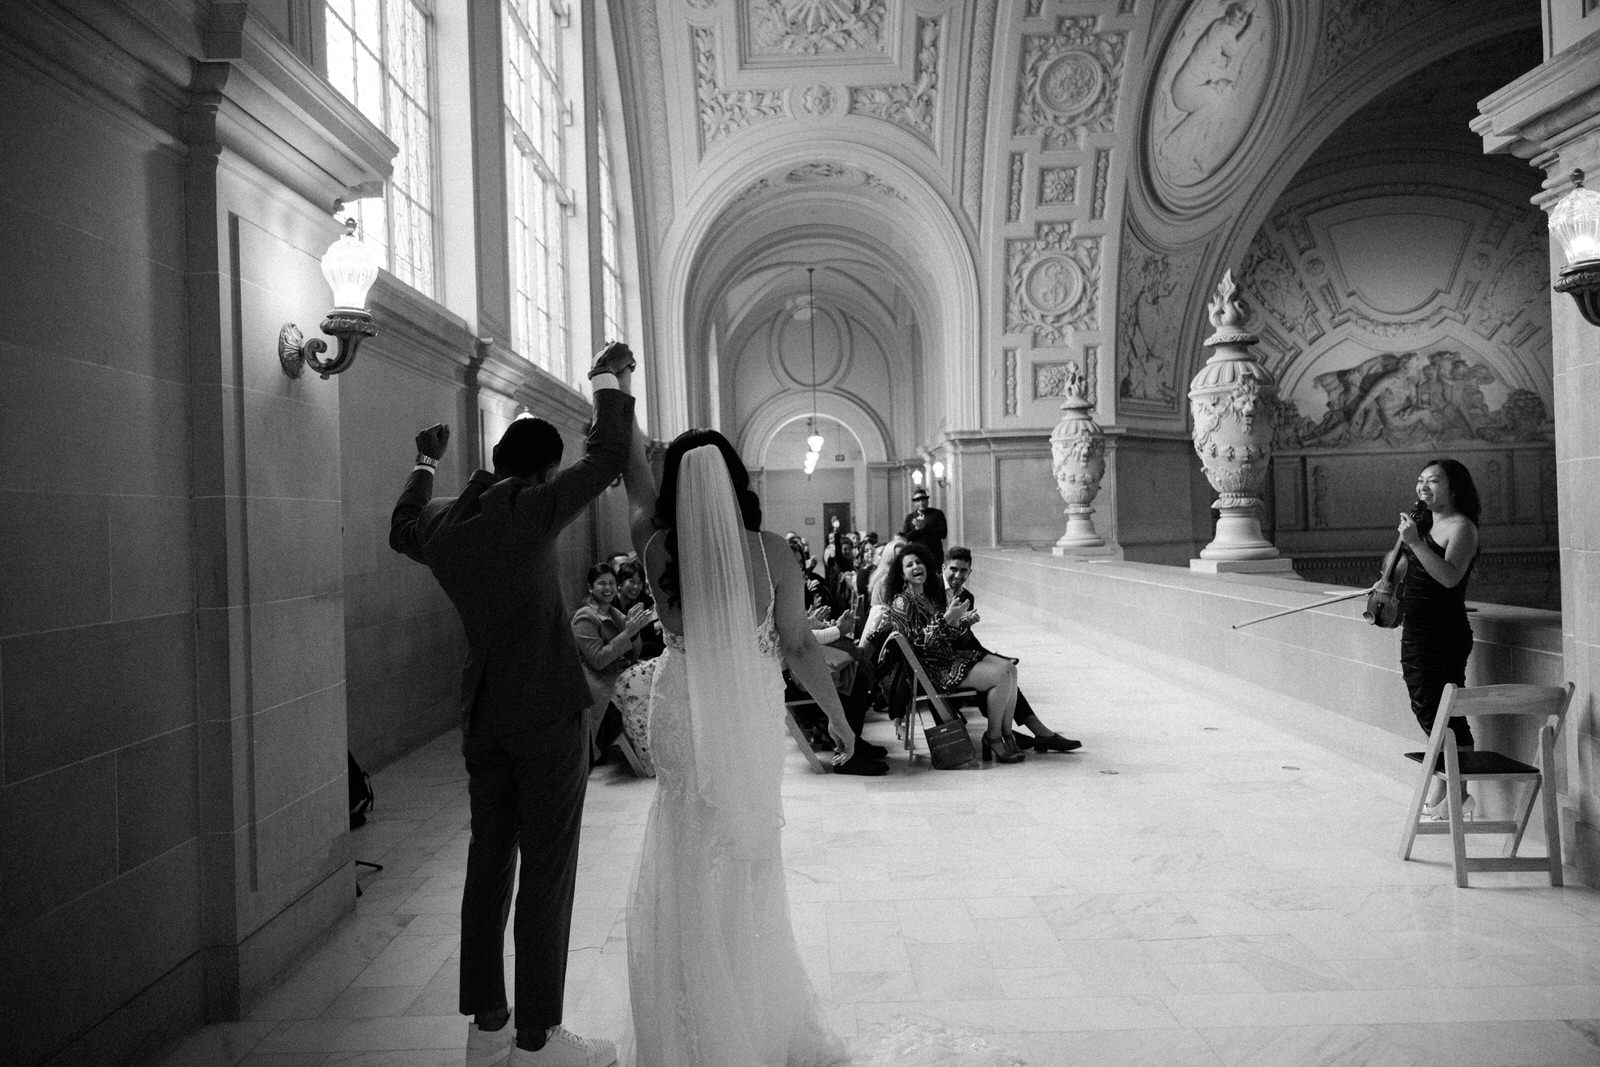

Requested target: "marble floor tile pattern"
[{"left": 160, "top": 605, "right": 1600, "bottom": 1066}]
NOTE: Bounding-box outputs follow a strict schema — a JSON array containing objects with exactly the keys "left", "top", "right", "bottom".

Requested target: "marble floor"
[{"left": 160, "top": 604, "right": 1600, "bottom": 1067}]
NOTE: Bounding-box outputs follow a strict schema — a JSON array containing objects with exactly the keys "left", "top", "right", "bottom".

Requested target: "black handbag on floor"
[{"left": 924, "top": 717, "right": 976, "bottom": 769}]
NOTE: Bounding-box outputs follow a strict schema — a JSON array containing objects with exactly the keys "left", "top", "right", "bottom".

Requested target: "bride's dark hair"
[{"left": 654, "top": 428, "right": 763, "bottom": 606}]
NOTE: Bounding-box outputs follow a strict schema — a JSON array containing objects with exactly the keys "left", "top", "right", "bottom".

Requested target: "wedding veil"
[{"left": 676, "top": 444, "right": 786, "bottom": 859}]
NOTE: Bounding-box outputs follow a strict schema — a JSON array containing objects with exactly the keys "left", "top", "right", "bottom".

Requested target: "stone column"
[
  {"left": 1188, "top": 271, "right": 1295, "bottom": 574},
  {"left": 1050, "top": 362, "right": 1112, "bottom": 555}
]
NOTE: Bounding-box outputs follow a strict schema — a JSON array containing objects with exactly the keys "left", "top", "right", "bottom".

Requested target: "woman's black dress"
[{"left": 1399, "top": 530, "right": 1476, "bottom": 748}]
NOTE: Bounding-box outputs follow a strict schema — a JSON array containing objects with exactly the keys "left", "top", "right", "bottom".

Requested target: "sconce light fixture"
[
  {"left": 911, "top": 468, "right": 924, "bottom": 488},
  {"left": 931, "top": 460, "right": 947, "bottom": 488},
  {"left": 1551, "top": 169, "right": 1600, "bottom": 327},
  {"left": 280, "top": 217, "right": 381, "bottom": 379}
]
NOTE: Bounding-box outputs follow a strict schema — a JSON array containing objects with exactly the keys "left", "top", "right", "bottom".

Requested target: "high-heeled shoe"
[
  {"left": 982, "top": 734, "right": 1025, "bottom": 764},
  {"left": 1422, "top": 793, "right": 1474, "bottom": 821}
]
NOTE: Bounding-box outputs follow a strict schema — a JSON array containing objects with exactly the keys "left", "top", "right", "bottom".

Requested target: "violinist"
[{"left": 1393, "top": 458, "right": 1481, "bottom": 818}]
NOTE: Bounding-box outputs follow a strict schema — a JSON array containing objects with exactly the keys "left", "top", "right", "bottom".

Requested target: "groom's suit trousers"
[{"left": 458, "top": 712, "right": 589, "bottom": 1028}]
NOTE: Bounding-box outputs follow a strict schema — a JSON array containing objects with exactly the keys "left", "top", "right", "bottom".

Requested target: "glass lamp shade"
[
  {"left": 931, "top": 460, "right": 946, "bottom": 481},
  {"left": 911, "top": 469, "right": 924, "bottom": 487},
  {"left": 1550, "top": 184, "right": 1600, "bottom": 266},
  {"left": 322, "top": 220, "right": 381, "bottom": 310},
  {"left": 807, "top": 432, "right": 825, "bottom": 453},
  {"left": 803, "top": 452, "right": 819, "bottom": 474}
]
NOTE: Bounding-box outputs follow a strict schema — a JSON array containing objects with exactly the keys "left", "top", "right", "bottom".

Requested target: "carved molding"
[
  {"left": 747, "top": 0, "right": 889, "bottom": 58},
  {"left": 962, "top": 0, "right": 999, "bottom": 222},
  {"left": 1007, "top": 153, "right": 1026, "bottom": 223},
  {"left": 1240, "top": 233, "right": 1322, "bottom": 342},
  {"left": 1039, "top": 165, "right": 1077, "bottom": 206},
  {"left": 1092, "top": 148, "right": 1110, "bottom": 218},
  {"left": 695, "top": 27, "right": 787, "bottom": 150},
  {"left": 1033, "top": 348, "right": 1098, "bottom": 403},
  {"left": 1003, "top": 349, "right": 1019, "bottom": 415},
  {"left": 848, "top": 16, "right": 941, "bottom": 142},
  {"left": 731, "top": 161, "right": 907, "bottom": 203},
  {"left": 1014, "top": 16, "right": 1127, "bottom": 151},
  {"left": 1314, "top": 0, "right": 1450, "bottom": 85},
  {"left": 799, "top": 83, "right": 838, "bottom": 116},
  {"left": 1005, "top": 222, "right": 1102, "bottom": 344}
]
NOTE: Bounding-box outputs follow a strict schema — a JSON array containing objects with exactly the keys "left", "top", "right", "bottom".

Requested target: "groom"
[{"left": 390, "top": 342, "right": 636, "bottom": 1067}]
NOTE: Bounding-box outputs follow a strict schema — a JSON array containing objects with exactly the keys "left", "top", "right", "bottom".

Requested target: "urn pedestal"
[
  {"left": 1050, "top": 364, "right": 1116, "bottom": 557},
  {"left": 1188, "top": 271, "right": 1295, "bottom": 575}
]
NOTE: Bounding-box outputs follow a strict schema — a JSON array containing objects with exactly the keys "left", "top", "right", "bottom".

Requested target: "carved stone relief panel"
[
  {"left": 1008, "top": 154, "right": 1026, "bottom": 223},
  {"left": 848, "top": 17, "right": 941, "bottom": 143},
  {"left": 695, "top": 27, "right": 787, "bottom": 150},
  {"left": 1033, "top": 347, "right": 1098, "bottom": 402},
  {"left": 745, "top": 0, "right": 889, "bottom": 59},
  {"left": 1004, "top": 222, "right": 1102, "bottom": 345},
  {"left": 1003, "top": 349, "right": 1019, "bottom": 415},
  {"left": 1115, "top": 236, "right": 1202, "bottom": 415},
  {"left": 1313, "top": 0, "right": 1449, "bottom": 86},
  {"left": 731, "top": 161, "right": 907, "bottom": 204},
  {"left": 1039, "top": 165, "right": 1078, "bottom": 206},
  {"left": 1091, "top": 148, "right": 1110, "bottom": 218},
  {"left": 1145, "top": 0, "right": 1279, "bottom": 213},
  {"left": 1013, "top": 16, "right": 1127, "bottom": 151}
]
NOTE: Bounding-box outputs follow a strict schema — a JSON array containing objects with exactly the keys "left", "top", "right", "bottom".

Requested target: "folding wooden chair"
[
  {"left": 883, "top": 631, "right": 978, "bottom": 764},
  {"left": 1398, "top": 681, "right": 1574, "bottom": 887},
  {"left": 781, "top": 696, "right": 834, "bottom": 774}
]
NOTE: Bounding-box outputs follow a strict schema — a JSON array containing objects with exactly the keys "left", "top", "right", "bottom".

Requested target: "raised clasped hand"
[
  {"left": 415, "top": 423, "right": 450, "bottom": 459},
  {"left": 588, "top": 340, "right": 636, "bottom": 380}
]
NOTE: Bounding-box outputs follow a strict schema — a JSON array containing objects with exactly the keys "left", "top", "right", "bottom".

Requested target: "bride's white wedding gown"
[{"left": 627, "top": 597, "right": 849, "bottom": 1067}]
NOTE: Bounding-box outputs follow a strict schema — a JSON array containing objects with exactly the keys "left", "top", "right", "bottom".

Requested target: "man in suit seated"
[{"left": 944, "top": 546, "right": 1082, "bottom": 753}]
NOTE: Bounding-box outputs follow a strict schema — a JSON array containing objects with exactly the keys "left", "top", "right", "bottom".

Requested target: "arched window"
[
  {"left": 324, "top": 0, "right": 440, "bottom": 298},
  {"left": 504, "top": 0, "right": 572, "bottom": 380}
]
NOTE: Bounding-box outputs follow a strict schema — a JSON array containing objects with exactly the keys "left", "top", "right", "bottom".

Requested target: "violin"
[{"left": 1363, "top": 501, "right": 1431, "bottom": 628}]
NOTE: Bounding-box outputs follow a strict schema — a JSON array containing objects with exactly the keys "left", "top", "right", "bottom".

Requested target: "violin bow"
[{"left": 1230, "top": 587, "right": 1371, "bottom": 630}]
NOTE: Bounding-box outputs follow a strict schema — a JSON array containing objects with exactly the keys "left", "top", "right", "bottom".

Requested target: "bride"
[
  {"left": 622, "top": 428, "right": 855, "bottom": 1066},
  {"left": 619, "top": 426, "right": 1023, "bottom": 1067}
]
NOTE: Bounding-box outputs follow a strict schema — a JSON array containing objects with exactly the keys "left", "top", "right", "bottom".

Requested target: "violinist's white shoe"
[{"left": 1422, "top": 793, "right": 1473, "bottom": 821}]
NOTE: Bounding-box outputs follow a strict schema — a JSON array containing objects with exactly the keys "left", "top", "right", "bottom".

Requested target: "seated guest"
[
  {"left": 570, "top": 563, "right": 654, "bottom": 763},
  {"left": 863, "top": 542, "right": 1025, "bottom": 763},
  {"left": 830, "top": 537, "right": 870, "bottom": 637},
  {"left": 944, "top": 546, "right": 1081, "bottom": 753},
  {"left": 782, "top": 554, "right": 887, "bottom": 776},
  {"left": 614, "top": 558, "right": 665, "bottom": 660},
  {"left": 788, "top": 531, "right": 839, "bottom": 615},
  {"left": 859, "top": 533, "right": 908, "bottom": 638}
]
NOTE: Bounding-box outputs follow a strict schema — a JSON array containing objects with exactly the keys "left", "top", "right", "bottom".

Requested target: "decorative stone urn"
[
  {"left": 1050, "top": 362, "right": 1107, "bottom": 554},
  {"left": 1188, "top": 270, "right": 1284, "bottom": 564}
]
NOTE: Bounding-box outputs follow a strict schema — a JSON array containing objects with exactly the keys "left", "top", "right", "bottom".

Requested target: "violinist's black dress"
[{"left": 1400, "top": 530, "right": 1476, "bottom": 748}]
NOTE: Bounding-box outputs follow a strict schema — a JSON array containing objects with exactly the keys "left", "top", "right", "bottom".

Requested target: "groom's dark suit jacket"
[{"left": 390, "top": 390, "right": 634, "bottom": 750}]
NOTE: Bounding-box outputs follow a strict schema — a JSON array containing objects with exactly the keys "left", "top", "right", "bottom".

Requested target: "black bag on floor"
[
  {"left": 348, "top": 751, "right": 374, "bottom": 828},
  {"left": 924, "top": 717, "right": 977, "bottom": 770}
]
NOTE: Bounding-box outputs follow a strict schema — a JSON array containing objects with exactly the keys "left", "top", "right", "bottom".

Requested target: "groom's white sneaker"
[
  {"left": 465, "top": 1015, "right": 515, "bottom": 1067},
  {"left": 508, "top": 1026, "right": 617, "bottom": 1067}
]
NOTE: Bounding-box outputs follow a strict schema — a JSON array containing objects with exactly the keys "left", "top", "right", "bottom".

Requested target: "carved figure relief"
[
  {"left": 1005, "top": 223, "right": 1101, "bottom": 344},
  {"left": 696, "top": 28, "right": 787, "bottom": 148},
  {"left": 1149, "top": 1, "right": 1274, "bottom": 190},
  {"left": 849, "top": 18, "right": 940, "bottom": 141},
  {"left": 1116, "top": 247, "right": 1190, "bottom": 409},
  {"left": 1014, "top": 17, "right": 1127, "bottom": 151},
  {"left": 748, "top": 0, "right": 888, "bottom": 57},
  {"left": 1039, "top": 166, "right": 1077, "bottom": 205},
  {"left": 1281, "top": 349, "right": 1549, "bottom": 449}
]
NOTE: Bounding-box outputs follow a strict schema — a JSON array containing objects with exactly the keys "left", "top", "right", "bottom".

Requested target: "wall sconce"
[
  {"left": 911, "top": 468, "right": 924, "bottom": 488},
  {"left": 280, "top": 217, "right": 381, "bottom": 379},
  {"left": 1551, "top": 169, "right": 1600, "bottom": 327},
  {"left": 931, "top": 460, "right": 947, "bottom": 488}
]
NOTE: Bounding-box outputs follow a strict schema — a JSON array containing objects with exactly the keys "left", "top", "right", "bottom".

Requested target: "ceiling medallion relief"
[
  {"left": 695, "top": 27, "right": 788, "bottom": 150},
  {"left": 745, "top": 0, "right": 889, "bottom": 58},
  {"left": 1013, "top": 16, "right": 1127, "bottom": 151},
  {"left": 1005, "top": 222, "right": 1102, "bottom": 345},
  {"left": 847, "top": 17, "right": 941, "bottom": 143},
  {"left": 1144, "top": 0, "right": 1282, "bottom": 218}
]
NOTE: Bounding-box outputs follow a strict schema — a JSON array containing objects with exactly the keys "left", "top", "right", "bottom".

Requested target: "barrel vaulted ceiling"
[{"left": 605, "top": 0, "right": 1542, "bottom": 463}]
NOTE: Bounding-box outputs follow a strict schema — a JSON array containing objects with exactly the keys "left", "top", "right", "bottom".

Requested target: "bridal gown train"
[{"left": 624, "top": 614, "right": 1023, "bottom": 1067}]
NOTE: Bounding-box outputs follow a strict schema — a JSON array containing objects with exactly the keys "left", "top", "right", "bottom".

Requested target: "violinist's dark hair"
[
  {"left": 653, "top": 429, "right": 763, "bottom": 606},
  {"left": 1422, "top": 457, "right": 1481, "bottom": 526},
  {"left": 883, "top": 542, "right": 947, "bottom": 610}
]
